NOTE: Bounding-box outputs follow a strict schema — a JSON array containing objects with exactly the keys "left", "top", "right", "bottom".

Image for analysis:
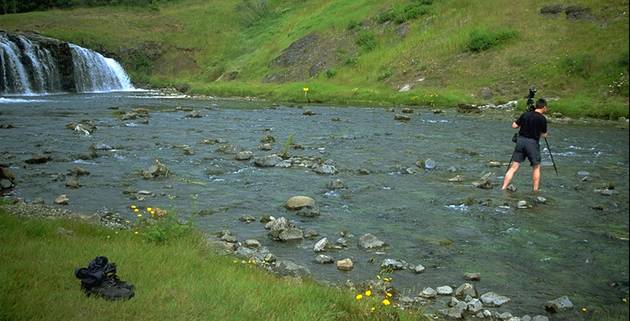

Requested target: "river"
[{"left": 1, "top": 91, "right": 628, "bottom": 320}]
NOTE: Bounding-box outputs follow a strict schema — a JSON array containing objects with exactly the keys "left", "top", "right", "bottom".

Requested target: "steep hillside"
[{"left": 1, "top": 0, "right": 628, "bottom": 118}]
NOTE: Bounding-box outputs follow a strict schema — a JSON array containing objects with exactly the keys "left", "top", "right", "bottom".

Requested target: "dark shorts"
[{"left": 511, "top": 136, "right": 541, "bottom": 166}]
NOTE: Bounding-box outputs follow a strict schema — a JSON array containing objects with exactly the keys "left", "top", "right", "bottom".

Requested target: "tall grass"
[{"left": 0, "top": 210, "right": 428, "bottom": 321}]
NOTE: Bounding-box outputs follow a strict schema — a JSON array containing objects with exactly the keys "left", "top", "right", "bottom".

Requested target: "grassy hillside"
[{"left": 0, "top": 0, "right": 628, "bottom": 118}]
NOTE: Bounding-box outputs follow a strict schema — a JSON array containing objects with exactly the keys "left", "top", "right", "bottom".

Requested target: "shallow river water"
[{"left": 1, "top": 92, "right": 628, "bottom": 319}]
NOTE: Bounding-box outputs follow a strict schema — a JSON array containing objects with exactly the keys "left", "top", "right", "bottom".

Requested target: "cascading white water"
[
  {"left": 0, "top": 33, "right": 134, "bottom": 95},
  {"left": 0, "top": 34, "right": 33, "bottom": 94},
  {"left": 69, "top": 44, "right": 133, "bottom": 93}
]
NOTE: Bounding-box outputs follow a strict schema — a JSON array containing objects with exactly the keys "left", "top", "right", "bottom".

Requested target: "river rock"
[
  {"left": 544, "top": 296, "right": 573, "bottom": 313},
  {"left": 535, "top": 196, "right": 547, "bottom": 204},
  {"left": 25, "top": 154, "right": 51, "bottom": 164},
  {"left": 448, "top": 175, "right": 464, "bottom": 182},
  {"left": 328, "top": 179, "right": 346, "bottom": 190},
  {"left": 274, "top": 260, "right": 310, "bottom": 278},
  {"left": 480, "top": 291, "right": 511, "bottom": 306},
  {"left": 142, "top": 159, "right": 170, "bottom": 178},
  {"left": 413, "top": 264, "right": 426, "bottom": 273},
  {"left": 455, "top": 283, "right": 477, "bottom": 298},
  {"left": 336, "top": 258, "right": 354, "bottom": 271},
  {"left": 303, "top": 228, "right": 319, "bottom": 238},
  {"left": 464, "top": 272, "right": 481, "bottom": 281},
  {"left": 381, "top": 258, "right": 404, "bottom": 270},
  {"left": 1, "top": 179, "right": 13, "bottom": 189},
  {"left": 243, "top": 239, "right": 261, "bottom": 249},
  {"left": 254, "top": 154, "right": 283, "bottom": 167},
  {"left": 235, "top": 151, "right": 254, "bottom": 160},
  {"left": 394, "top": 114, "right": 411, "bottom": 121},
  {"left": 437, "top": 286, "right": 454, "bottom": 295},
  {"left": 258, "top": 143, "right": 273, "bottom": 151},
  {"left": 278, "top": 227, "right": 304, "bottom": 241},
  {"left": 216, "top": 144, "right": 239, "bottom": 154},
  {"left": 420, "top": 287, "right": 438, "bottom": 298},
  {"left": 65, "top": 177, "right": 80, "bottom": 189},
  {"left": 496, "top": 312, "right": 513, "bottom": 320},
  {"left": 68, "top": 166, "right": 90, "bottom": 176},
  {"left": 260, "top": 135, "right": 275, "bottom": 143},
  {"left": 315, "top": 254, "right": 334, "bottom": 264},
  {"left": 422, "top": 159, "right": 436, "bottom": 170},
  {"left": 54, "top": 194, "right": 69, "bottom": 205},
  {"left": 401, "top": 107, "right": 414, "bottom": 114},
  {"left": 472, "top": 172, "right": 494, "bottom": 189},
  {"left": 285, "top": 196, "right": 315, "bottom": 209},
  {"left": 467, "top": 298, "right": 483, "bottom": 312},
  {"left": 532, "top": 316, "right": 550, "bottom": 321},
  {"left": 358, "top": 233, "right": 386, "bottom": 249},
  {"left": 517, "top": 200, "right": 528, "bottom": 209},
  {"left": 439, "top": 300, "right": 468, "bottom": 319},
  {"left": 313, "top": 237, "right": 330, "bottom": 252},
  {"left": 312, "top": 164, "right": 337, "bottom": 175},
  {"left": 239, "top": 215, "right": 257, "bottom": 223}
]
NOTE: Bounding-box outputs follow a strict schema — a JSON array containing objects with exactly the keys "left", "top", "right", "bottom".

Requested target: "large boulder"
[{"left": 285, "top": 196, "right": 315, "bottom": 210}]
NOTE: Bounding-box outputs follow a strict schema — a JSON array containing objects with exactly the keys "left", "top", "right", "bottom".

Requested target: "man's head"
[{"left": 535, "top": 98, "right": 548, "bottom": 113}]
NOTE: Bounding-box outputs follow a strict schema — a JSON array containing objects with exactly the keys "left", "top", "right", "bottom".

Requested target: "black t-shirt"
[{"left": 516, "top": 111, "right": 547, "bottom": 140}]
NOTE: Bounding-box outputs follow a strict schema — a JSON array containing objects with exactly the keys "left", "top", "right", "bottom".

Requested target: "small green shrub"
[
  {"left": 325, "top": 68, "right": 337, "bottom": 78},
  {"left": 466, "top": 29, "right": 517, "bottom": 52},
  {"left": 377, "top": 68, "right": 393, "bottom": 81},
  {"left": 560, "top": 53, "right": 594, "bottom": 78},
  {"left": 139, "top": 212, "right": 193, "bottom": 244},
  {"left": 377, "top": 2, "right": 431, "bottom": 24},
  {"left": 347, "top": 20, "right": 362, "bottom": 31},
  {"left": 344, "top": 56, "right": 358, "bottom": 65},
  {"left": 356, "top": 30, "right": 377, "bottom": 51}
]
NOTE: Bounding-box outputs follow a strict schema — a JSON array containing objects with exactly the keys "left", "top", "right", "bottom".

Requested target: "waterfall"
[
  {"left": 0, "top": 32, "right": 134, "bottom": 95},
  {"left": 69, "top": 44, "right": 133, "bottom": 93}
]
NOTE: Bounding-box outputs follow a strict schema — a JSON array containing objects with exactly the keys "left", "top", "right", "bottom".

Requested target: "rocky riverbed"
[{"left": 0, "top": 91, "right": 628, "bottom": 320}]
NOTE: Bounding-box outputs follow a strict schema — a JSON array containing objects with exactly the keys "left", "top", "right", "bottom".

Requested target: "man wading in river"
[{"left": 501, "top": 98, "right": 549, "bottom": 193}]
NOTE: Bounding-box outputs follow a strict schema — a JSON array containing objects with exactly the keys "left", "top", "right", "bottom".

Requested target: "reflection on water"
[{"left": 1, "top": 92, "right": 628, "bottom": 318}]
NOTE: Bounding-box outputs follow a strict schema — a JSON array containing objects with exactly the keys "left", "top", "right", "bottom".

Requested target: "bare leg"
[
  {"left": 501, "top": 162, "right": 520, "bottom": 190},
  {"left": 532, "top": 164, "right": 541, "bottom": 192}
]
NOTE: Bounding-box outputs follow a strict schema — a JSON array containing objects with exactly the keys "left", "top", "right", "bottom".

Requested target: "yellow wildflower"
[
  {"left": 355, "top": 294, "right": 363, "bottom": 300},
  {"left": 147, "top": 207, "right": 153, "bottom": 212},
  {"left": 130, "top": 205, "right": 137, "bottom": 209},
  {"left": 137, "top": 214, "right": 142, "bottom": 218},
  {"left": 370, "top": 307, "right": 376, "bottom": 313},
  {"left": 365, "top": 290, "right": 372, "bottom": 297},
  {"left": 386, "top": 292, "right": 393, "bottom": 298},
  {"left": 382, "top": 299, "right": 391, "bottom": 306},
  {"left": 134, "top": 231, "right": 139, "bottom": 235},
  {"left": 303, "top": 87, "right": 309, "bottom": 92},
  {"left": 133, "top": 208, "right": 139, "bottom": 213},
  {"left": 580, "top": 307, "right": 588, "bottom": 313}
]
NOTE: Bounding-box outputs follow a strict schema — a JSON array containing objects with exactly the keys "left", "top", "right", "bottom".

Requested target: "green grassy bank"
[
  {"left": 0, "top": 0, "right": 628, "bottom": 118},
  {"left": 0, "top": 207, "right": 428, "bottom": 321}
]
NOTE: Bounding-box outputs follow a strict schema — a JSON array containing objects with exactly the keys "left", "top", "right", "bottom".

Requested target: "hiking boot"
[
  {"left": 104, "top": 272, "right": 134, "bottom": 291},
  {"left": 86, "top": 280, "right": 135, "bottom": 301}
]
